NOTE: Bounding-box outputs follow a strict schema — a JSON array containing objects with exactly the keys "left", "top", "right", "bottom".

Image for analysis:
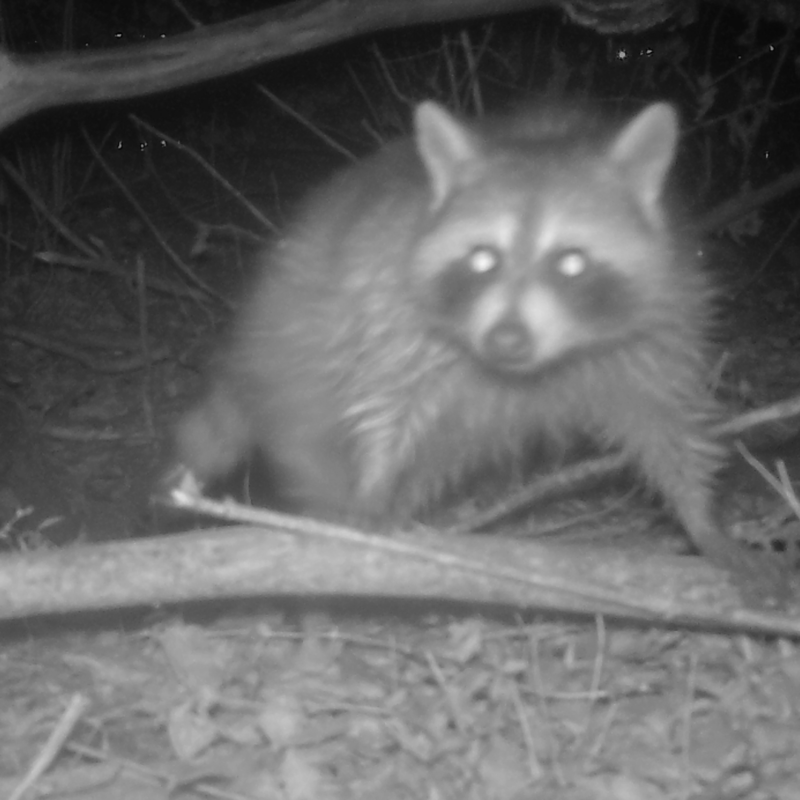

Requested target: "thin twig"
[
  {"left": 255, "top": 84, "right": 358, "bottom": 161},
  {"left": 10, "top": 694, "right": 89, "bottom": 800},
  {"left": 35, "top": 249, "right": 210, "bottom": 303},
  {"left": 2, "top": 325, "right": 170, "bottom": 373},
  {"left": 0, "top": 158, "right": 97, "bottom": 259},
  {"left": 80, "top": 127, "right": 227, "bottom": 307},
  {"left": 137, "top": 255, "right": 155, "bottom": 436},
  {"left": 130, "top": 113, "right": 280, "bottom": 233}
]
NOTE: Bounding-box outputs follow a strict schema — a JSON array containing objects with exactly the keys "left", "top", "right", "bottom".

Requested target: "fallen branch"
[
  {"left": 0, "top": 0, "right": 548, "bottom": 131},
  {"left": 2, "top": 499, "right": 799, "bottom": 637}
]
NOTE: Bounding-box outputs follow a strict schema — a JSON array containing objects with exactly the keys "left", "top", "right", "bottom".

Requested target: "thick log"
[{"left": 1, "top": 511, "right": 798, "bottom": 636}]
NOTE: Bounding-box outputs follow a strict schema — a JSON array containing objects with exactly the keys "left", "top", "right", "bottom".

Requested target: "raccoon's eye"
[
  {"left": 554, "top": 249, "right": 589, "bottom": 278},
  {"left": 435, "top": 245, "right": 502, "bottom": 317},
  {"left": 466, "top": 245, "right": 502, "bottom": 275}
]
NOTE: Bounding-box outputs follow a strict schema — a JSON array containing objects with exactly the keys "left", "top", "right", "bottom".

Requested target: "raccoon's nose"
[{"left": 483, "top": 319, "right": 533, "bottom": 365}]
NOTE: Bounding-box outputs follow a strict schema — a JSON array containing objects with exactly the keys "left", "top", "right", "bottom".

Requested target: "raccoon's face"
[
  {"left": 408, "top": 101, "right": 680, "bottom": 377},
  {"left": 421, "top": 229, "right": 645, "bottom": 374}
]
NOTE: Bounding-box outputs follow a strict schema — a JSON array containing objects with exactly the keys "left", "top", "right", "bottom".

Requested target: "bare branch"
[{"left": 0, "top": 0, "right": 549, "bottom": 131}]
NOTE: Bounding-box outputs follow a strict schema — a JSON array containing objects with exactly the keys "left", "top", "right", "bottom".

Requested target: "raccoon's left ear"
[
  {"left": 415, "top": 102, "right": 480, "bottom": 207},
  {"left": 608, "top": 103, "right": 678, "bottom": 213}
]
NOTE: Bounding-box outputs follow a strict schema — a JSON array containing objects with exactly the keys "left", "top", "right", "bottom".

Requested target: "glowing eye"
[
  {"left": 557, "top": 250, "right": 588, "bottom": 277},
  {"left": 467, "top": 245, "right": 501, "bottom": 274}
]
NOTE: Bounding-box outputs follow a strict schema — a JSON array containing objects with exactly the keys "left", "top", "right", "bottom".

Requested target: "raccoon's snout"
[{"left": 481, "top": 317, "right": 535, "bottom": 370}]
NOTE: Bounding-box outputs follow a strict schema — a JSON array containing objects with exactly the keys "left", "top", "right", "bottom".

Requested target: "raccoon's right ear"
[
  {"left": 414, "top": 102, "right": 480, "bottom": 207},
  {"left": 608, "top": 103, "right": 679, "bottom": 216}
]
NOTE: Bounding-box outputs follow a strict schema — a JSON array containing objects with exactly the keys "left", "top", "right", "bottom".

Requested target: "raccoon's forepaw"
[{"left": 153, "top": 463, "right": 206, "bottom": 509}]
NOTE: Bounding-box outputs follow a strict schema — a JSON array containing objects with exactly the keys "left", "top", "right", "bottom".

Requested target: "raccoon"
[{"left": 173, "top": 100, "right": 768, "bottom": 583}]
